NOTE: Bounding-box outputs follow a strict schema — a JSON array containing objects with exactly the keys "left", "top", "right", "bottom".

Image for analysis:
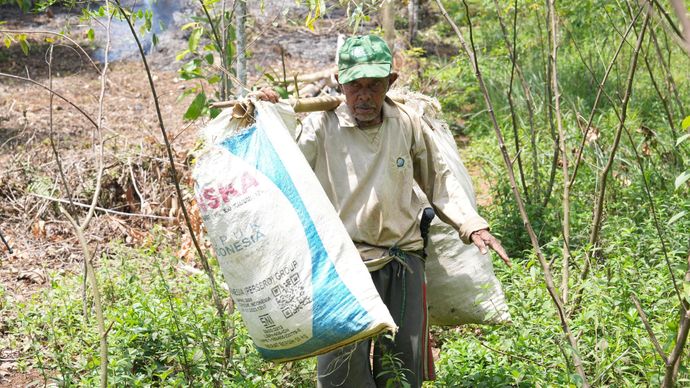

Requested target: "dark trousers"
[{"left": 317, "top": 252, "right": 431, "bottom": 388}]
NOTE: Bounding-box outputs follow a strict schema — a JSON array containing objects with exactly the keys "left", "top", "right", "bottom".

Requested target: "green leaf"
[
  {"left": 682, "top": 115, "right": 690, "bottom": 131},
  {"left": 3, "top": 36, "right": 11, "bottom": 49},
  {"left": 19, "top": 38, "right": 29, "bottom": 55},
  {"left": 204, "top": 53, "right": 214, "bottom": 65},
  {"left": 87, "top": 28, "right": 95, "bottom": 41},
  {"left": 144, "top": 10, "right": 153, "bottom": 32},
  {"left": 677, "top": 133, "right": 690, "bottom": 146},
  {"left": 209, "top": 107, "right": 221, "bottom": 119},
  {"left": 668, "top": 211, "right": 687, "bottom": 225},
  {"left": 676, "top": 171, "right": 690, "bottom": 190},
  {"left": 175, "top": 49, "right": 190, "bottom": 62},
  {"left": 180, "top": 22, "right": 197, "bottom": 31},
  {"left": 275, "top": 86, "right": 288, "bottom": 99},
  {"left": 152, "top": 33, "right": 159, "bottom": 47},
  {"left": 184, "top": 92, "right": 207, "bottom": 121},
  {"left": 189, "top": 27, "right": 203, "bottom": 53}
]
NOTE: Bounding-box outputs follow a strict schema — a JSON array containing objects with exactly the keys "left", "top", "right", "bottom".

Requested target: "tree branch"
[
  {"left": 548, "top": 0, "right": 571, "bottom": 304},
  {"left": 630, "top": 294, "right": 668, "bottom": 363},
  {"left": 568, "top": 5, "right": 643, "bottom": 189},
  {"left": 588, "top": 10, "right": 649, "bottom": 255}
]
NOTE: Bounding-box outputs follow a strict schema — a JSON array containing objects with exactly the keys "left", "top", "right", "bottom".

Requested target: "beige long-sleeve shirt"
[{"left": 296, "top": 98, "right": 488, "bottom": 254}]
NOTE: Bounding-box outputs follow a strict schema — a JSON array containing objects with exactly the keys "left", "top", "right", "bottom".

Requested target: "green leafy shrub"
[{"left": 5, "top": 239, "right": 315, "bottom": 386}]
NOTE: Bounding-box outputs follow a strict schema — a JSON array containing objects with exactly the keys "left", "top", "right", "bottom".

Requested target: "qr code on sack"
[{"left": 271, "top": 273, "right": 311, "bottom": 319}]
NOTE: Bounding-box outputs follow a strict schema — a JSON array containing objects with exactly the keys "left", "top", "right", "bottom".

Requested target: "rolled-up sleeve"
[{"left": 411, "top": 116, "right": 489, "bottom": 244}]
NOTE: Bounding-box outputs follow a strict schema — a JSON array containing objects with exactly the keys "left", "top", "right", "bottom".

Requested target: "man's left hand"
[
  {"left": 249, "top": 87, "right": 280, "bottom": 103},
  {"left": 470, "top": 229, "right": 511, "bottom": 267}
]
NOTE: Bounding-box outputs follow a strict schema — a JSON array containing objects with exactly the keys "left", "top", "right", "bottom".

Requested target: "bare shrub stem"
[
  {"left": 115, "top": 0, "right": 233, "bottom": 366},
  {"left": 588, "top": 11, "right": 650, "bottom": 256},
  {"left": 434, "top": 0, "right": 589, "bottom": 384}
]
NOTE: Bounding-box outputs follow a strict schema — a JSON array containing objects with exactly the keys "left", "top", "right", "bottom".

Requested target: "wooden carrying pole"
[
  {"left": 211, "top": 95, "right": 344, "bottom": 112},
  {"left": 211, "top": 94, "right": 405, "bottom": 113}
]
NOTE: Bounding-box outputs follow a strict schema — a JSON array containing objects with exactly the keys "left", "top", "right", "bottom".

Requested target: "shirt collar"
[{"left": 335, "top": 96, "right": 400, "bottom": 128}]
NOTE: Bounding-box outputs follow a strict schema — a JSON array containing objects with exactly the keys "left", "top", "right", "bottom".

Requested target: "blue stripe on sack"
[{"left": 222, "top": 121, "right": 372, "bottom": 360}]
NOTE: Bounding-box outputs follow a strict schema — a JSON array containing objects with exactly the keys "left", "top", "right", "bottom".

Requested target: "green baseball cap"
[{"left": 337, "top": 35, "right": 392, "bottom": 84}]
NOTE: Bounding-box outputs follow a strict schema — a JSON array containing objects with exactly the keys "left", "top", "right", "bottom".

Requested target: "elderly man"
[{"left": 259, "top": 34, "right": 509, "bottom": 388}]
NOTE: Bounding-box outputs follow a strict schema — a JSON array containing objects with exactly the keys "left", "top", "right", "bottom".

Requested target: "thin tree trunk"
[
  {"left": 548, "top": 0, "right": 570, "bottom": 304},
  {"left": 636, "top": 245, "right": 689, "bottom": 387},
  {"left": 588, "top": 11, "right": 650, "bottom": 256},
  {"left": 541, "top": 2, "right": 559, "bottom": 211},
  {"left": 63, "top": 211, "right": 111, "bottom": 388},
  {"left": 235, "top": 0, "right": 247, "bottom": 96},
  {"left": 408, "top": 0, "right": 419, "bottom": 43},
  {"left": 642, "top": 53, "right": 679, "bottom": 144},
  {"left": 493, "top": 0, "right": 538, "bottom": 203},
  {"left": 670, "top": 0, "right": 690, "bottom": 43},
  {"left": 648, "top": 25, "right": 686, "bottom": 121},
  {"left": 381, "top": 0, "right": 396, "bottom": 51},
  {"left": 507, "top": 68, "right": 529, "bottom": 202},
  {"left": 634, "top": 277, "right": 690, "bottom": 388},
  {"left": 45, "top": 3, "right": 114, "bottom": 385},
  {"left": 199, "top": 0, "right": 229, "bottom": 100},
  {"left": 646, "top": 0, "right": 690, "bottom": 57},
  {"left": 434, "top": 1, "right": 589, "bottom": 384}
]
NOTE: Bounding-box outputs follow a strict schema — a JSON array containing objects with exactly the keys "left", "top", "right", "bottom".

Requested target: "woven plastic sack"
[
  {"left": 193, "top": 100, "right": 396, "bottom": 362},
  {"left": 394, "top": 91, "right": 511, "bottom": 326}
]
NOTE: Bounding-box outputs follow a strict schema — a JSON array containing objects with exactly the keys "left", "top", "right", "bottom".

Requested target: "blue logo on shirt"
[{"left": 396, "top": 157, "right": 405, "bottom": 167}]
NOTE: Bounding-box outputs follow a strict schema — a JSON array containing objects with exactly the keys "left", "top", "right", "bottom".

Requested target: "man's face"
[{"left": 338, "top": 73, "right": 397, "bottom": 127}]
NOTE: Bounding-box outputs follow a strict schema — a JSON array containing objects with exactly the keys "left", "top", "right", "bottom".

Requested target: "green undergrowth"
[
  {"left": 5, "top": 235, "right": 315, "bottom": 386},
  {"left": 431, "top": 131, "right": 690, "bottom": 386}
]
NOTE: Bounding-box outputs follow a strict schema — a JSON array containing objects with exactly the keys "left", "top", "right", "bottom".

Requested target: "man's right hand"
[
  {"left": 470, "top": 228, "right": 511, "bottom": 267},
  {"left": 249, "top": 87, "right": 280, "bottom": 103}
]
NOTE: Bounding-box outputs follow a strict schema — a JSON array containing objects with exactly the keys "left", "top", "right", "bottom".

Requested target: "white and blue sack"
[{"left": 193, "top": 100, "right": 396, "bottom": 362}]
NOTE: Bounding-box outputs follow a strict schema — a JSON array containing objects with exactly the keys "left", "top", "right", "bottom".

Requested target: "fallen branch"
[
  {"left": 0, "top": 229, "right": 12, "bottom": 254},
  {"left": 28, "top": 193, "right": 174, "bottom": 220},
  {"left": 294, "top": 66, "right": 337, "bottom": 83}
]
